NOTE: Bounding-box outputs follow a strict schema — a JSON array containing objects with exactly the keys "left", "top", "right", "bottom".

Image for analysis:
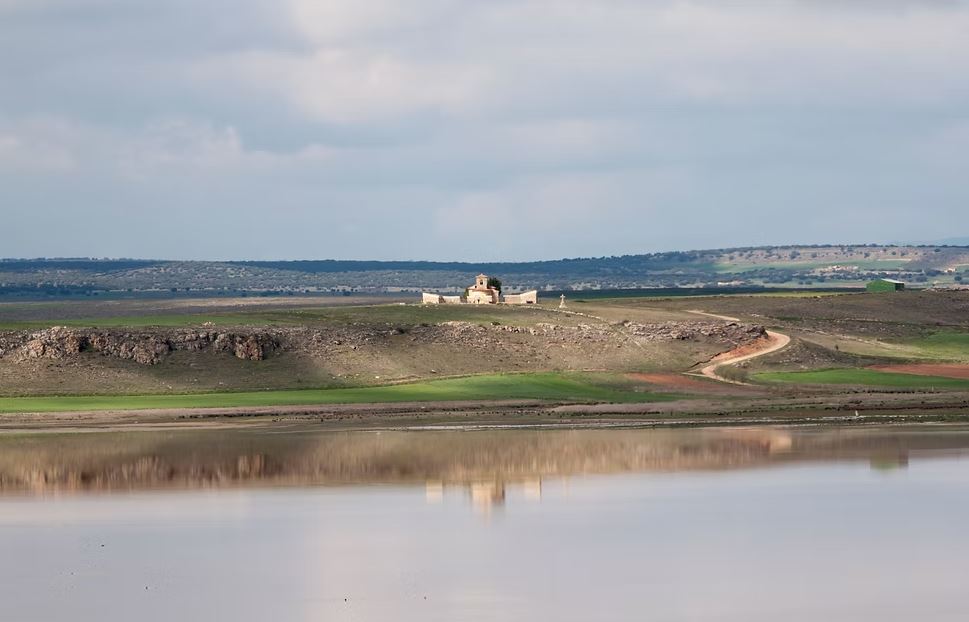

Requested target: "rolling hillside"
[{"left": 2, "top": 245, "right": 968, "bottom": 298}]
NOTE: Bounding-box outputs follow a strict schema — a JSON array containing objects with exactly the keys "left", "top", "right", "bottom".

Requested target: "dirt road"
[
  {"left": 697, "top": 331, "right": 791, "bottom": 384},
  {"left": 685, "top": 310, "right": 791, "bottom": 384}
]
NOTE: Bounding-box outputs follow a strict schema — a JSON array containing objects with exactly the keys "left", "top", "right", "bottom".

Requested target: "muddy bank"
[{"left": 4, "top": 390, "right": 969, "bottom": 432}]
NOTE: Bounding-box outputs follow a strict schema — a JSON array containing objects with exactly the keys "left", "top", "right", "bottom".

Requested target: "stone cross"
[{"left": 559, "top": 294, "right": 567, "bottom": 309}]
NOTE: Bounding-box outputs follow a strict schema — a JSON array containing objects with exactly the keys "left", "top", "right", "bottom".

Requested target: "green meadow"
[
  {"left": 756, "top": 368, "right": 969, "bottom": 390},
  {"left": 900, "top": 332, "right": 969, "bottom": 362},
  {"left": 0, "top": 372, "right": 676, "bottom": 414}
]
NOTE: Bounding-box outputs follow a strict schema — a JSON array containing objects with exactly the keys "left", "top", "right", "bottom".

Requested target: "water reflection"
[
  {"left": 3, "top": 427, "right": 969, "bottom": 622},
  {"left": 2, "top": 425, "right": 967, "bottom": 497}
]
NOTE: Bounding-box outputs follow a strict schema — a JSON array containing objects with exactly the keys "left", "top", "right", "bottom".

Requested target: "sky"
[{"left": 0, "top": 0, "right": 967, "bottom": 261}]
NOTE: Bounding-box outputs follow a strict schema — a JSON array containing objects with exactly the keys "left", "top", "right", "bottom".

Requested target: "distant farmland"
[{"left": 2, "top": 244, "right": 968, "bottom": 299}]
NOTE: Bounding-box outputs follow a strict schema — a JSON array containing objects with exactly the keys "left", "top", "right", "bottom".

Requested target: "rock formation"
[
  {"left": 0, "top": 319, "right": 764, "bottom": 366},
  {"left": 14, "top": 327, "right": 279, "bottom": 365}
]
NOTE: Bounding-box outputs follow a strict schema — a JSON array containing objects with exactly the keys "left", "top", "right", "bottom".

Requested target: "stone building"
[
  {"left": 466, "top": 274, "right": 500, "bottom": 304},
  {"left": 421, "top": 274, "right": 538, "bottom": 305}
]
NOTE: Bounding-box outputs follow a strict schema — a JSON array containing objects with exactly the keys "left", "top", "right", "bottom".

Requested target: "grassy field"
[
  {"left": 818, "top": 332, "right": 969, "bottom": 363},
  {"left": 0, "top": 302, "right": 568, "bottom": 331},
  {"left": 756, "top": 368, "right": 969, "bottom": 390},
  {"left": 4, "top": 290, "right": 969, "bottom": 405},
  {"left": 899, "top": 332, "right": 969, "bottom": 362},
  {"left": 0, "top": 372, "right": 677, "bottom": 414},
  {"left": 0, "top": 314, "right": 279, "bottom": 330}
]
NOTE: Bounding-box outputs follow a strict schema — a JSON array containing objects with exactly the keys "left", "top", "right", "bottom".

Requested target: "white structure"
[
  {"left": 466, "top": 274, "right": 500, "bottom": 304},
  {"left": 504, "top": 290, "right": 539, "bottom": 305},
  {"left": 421, "top": 274, "right": 538, "bottom": 305}
]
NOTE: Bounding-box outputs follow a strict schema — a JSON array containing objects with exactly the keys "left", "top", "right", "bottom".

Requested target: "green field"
[
  {"left": 756, "top": 368, "right": 969, "bottom": 390},
  {"left": 0, "top": 372, "right": 676, "bottom": 414},
  {"left": 899, "top": 332, "right": 969, "bottom": 362}
]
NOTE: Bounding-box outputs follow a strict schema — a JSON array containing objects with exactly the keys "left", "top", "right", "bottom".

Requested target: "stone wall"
[
  {"left": 467, "top": 289, "right": 498, "bottom": 304},
  {"left": 503, "top": 290, "right": 538, "bottom": 304}
]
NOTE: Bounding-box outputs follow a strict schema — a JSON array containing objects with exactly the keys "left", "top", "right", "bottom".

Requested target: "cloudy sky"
[{"left": 1, "top": 0, "right": 967, "bottom": 261}]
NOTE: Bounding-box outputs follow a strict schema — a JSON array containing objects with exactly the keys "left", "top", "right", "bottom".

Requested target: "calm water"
[{"left": 1, "top": 426, "right": 968, "bottom": 621}]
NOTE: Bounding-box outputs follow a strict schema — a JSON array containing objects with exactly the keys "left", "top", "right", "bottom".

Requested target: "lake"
[{"left": 1, "top": 425, "right": 968, "bottom": 621}]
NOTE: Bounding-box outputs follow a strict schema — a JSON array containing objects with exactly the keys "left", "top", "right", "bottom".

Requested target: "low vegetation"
[
  {"left": 899, "top": 332, "right": 969, "bottom": 362},
  {"left": 0, "top": 301, "right": 573, "bottom": 331},
  {"left": 755, "top": 369, "right": 969, "bottom": 390},
  {"left": 0, "top": 372, "right": 675, "bottom": 414}
]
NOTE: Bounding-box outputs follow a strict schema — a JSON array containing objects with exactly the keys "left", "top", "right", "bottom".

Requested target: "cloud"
[
  {"left": 0, "top": 0, "right": 967, "bottom": 260},
  {"left": 287, "top": 0, "right": 459, "bottom": 42},
  {"left": 207, "top": 48, "right": 492, "bottom": 124},
  {"left": 0, "top": 121, "right": 77, "bottom": 172},
  {"left": 199, "top": 0, "right": 969, "bottom": 127}
]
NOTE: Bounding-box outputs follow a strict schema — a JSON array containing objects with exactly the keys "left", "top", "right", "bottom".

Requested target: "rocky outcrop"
[
  {"left": 1, "top": 319, "right": 764, "bottom": 366},
  {"left": 218, "top": 333, "right": 277, "bottom": 361},
  {"left": 14, "top": 327, "right": 279, "bottom": 365},
  {"left": 622, "top": 321, "right": 766, "bottom": 344},
  {"left": 84, "top": 332, "right": 172, "bottom": 365},
  {"left": 19, "top": 326, "right": 85, "bottom": 359}
]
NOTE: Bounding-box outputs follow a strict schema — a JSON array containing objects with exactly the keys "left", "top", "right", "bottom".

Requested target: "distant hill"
[
  {"left": 894, "top": 238, "right": 969, "bottom": 246},
  {"left": 1, "top": 245, "right": 967, "bottom": 298},
  {"left": 927, "top": 237, "right": 969, "bottom": 246}
]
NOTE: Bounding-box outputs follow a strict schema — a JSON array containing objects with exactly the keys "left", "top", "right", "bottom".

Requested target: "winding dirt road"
[{"left": 686, "top": 310, "right": 791, "bottom": 385}]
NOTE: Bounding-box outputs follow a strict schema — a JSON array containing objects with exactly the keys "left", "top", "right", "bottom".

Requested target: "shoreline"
[{"left": 3, "top": 390, "right": 969, "bottom": 432}]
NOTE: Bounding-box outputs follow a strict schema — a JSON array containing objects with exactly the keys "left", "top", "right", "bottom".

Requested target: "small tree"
[{"left": 487, "top": 277, "right": 502, "bottom": 292}]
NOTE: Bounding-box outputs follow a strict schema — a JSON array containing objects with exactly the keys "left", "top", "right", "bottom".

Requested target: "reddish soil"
[
  {"left": 869, "top": 364, "right": 969, "bottom": 380},
  {"left": 698, "top": 331, "right": 792, "bottom": 385},
  {"left": 707, "top": 338, "right": 770, "bottom": 363}
]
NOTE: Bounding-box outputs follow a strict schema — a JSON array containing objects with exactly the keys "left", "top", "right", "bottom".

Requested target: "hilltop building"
[
  {"left": 866, "top": 278, "right": 905, "bottom": 293},
  {"left": 421, "top": 274, "right": 538, "bottom": 305},
  {"left": 466, "top": 274, "right": 500, "bottom": 304}
]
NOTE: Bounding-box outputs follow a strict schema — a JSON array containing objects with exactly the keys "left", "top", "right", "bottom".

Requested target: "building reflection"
[
  {"left": 425, "top": 480, "right": 444, "bottom": 503},
  {"left": 423, "top": 477, "right": 544, "bottom": 513},
  {"left": 470, "top": 481, "right": 506, "bottom": 511},
  {"left": 2, "top": 426, "right": 967, "bottom": 496},
  {"left": 523, "top": 477, "right": 542, "bottom": 501}
]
